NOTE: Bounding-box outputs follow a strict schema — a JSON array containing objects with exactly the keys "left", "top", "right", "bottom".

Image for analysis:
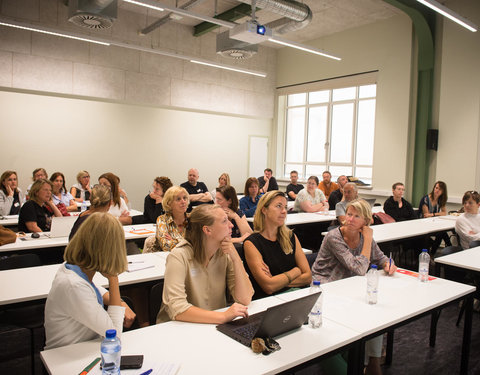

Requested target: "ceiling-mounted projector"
[{"left": 229, "top": 20, "right": 272, "bottom": 44}]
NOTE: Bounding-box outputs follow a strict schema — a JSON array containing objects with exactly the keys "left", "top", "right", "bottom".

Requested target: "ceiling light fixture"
[
  {"left": 269, "top": 37, "right": 341, "bottom": 61},
  {"left": 123, "top": 0, "right": 164, "bottom": 12},
  {"left": 417, "top": 0, "right": 477, "bottom": 32},
  {"left": 0, "top": 19, "right": 110, "bottom": 45},
  {"left": 190, "top": 60, "right": 267, "bottom": 77}
]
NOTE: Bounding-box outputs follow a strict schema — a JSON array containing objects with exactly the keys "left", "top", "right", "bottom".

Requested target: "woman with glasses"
[
  {"left": 70, "top": 170, "right": 92, "bottom": 202},
  {"left": 294, "top": 175, "right": 329, "bottom": 213}
]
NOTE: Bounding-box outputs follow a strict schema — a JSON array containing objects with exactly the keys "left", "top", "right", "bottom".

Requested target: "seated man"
[
  {"left": 286, "top": 170, "right": 304, "bottom": 201},
  {"left": 328, "top": 175, "right": 348, "bottom": 209},
  {"left": 258, "top": 168, "right": 278, "bottom": 194},
  {"left": 180, "top": 168, "right": 212, "bottom": 212},
  {"left": 318, "top": 171, "right": 338, "bottom": 200},
  {"left": 335, "top": 183, "right": 358, "bottom": 224},
  {"left": 383, "top": 182, "right": 416, "bottom": 222}
]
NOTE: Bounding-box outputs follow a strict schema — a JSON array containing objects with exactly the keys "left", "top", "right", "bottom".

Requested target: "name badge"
[
  {"left": 14, "top": 202, "right": 20, "bottom": 207},
  {"left": 190, "top": 268, "right": 200, "bottom": 277}
]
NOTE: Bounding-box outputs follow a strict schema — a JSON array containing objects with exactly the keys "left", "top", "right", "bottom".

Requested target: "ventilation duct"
[
  {"left": 216, "top": 30, "right": 258, "bottom": 59},
  {"left": 67, "top": 0, "right": 117, "bottom": 29}
]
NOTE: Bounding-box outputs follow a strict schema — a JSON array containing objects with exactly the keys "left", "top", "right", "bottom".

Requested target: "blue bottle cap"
[
  {"left": 422, "top": 249, "right": 428, "bottom": 252},
  {"left": 105, "top": 329, "right": 116, "bottom": 339},
  {"left": 371, "top": 264, "right": 378, "bottom": 269},
  {"left": 312, "top": 280, "right": 321, "bottom": 286}
]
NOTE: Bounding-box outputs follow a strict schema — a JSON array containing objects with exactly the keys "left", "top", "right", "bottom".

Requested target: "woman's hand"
[
  {"left": 122, "top": 302, "right": 136, "bottom": 328},
  {"left": 361, "top": 225, "right": 373, "bottom": 239},
  {"left": 120, "top": 210, "right": 130, "bottom": 218},
  {"left": 383, "top": 261, "right": 397, "bottom": 275},
  {"left": 220, "top": 237, "right": 236, "bottom": 257},
  {"left": 260, "top": 261, "right": 272, "bottom": 277},
  {"left": 5, "top": 184, "right": 13, "bottom": 197},
  {"left": 223, "top": 302, "right": 248, "bottom": 322},
  {"left": 224, "top": 208, "right": 237, "bottom": 220}
]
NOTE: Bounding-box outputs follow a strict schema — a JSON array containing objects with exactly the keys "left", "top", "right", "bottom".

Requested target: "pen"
[
  {"left": 78, "top": 357, "right": 100, "bottom": 375},
  {"left": 140, "top": 369, "right": 153, "bottom": 375},
  {"left": 389, "top": 252, "right": 392, "bottom": 269},
  {"left": 128, "top": 261, "right": 145, "bottom": 264}
]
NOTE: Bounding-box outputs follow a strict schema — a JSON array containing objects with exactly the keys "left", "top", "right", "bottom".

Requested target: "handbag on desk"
[{"left": 0, "top": 225, "right": 16, "bottom": 245}]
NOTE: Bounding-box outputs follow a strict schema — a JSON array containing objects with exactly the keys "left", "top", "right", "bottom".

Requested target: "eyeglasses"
[{"left": 81, "top": 175, "right": 90, "bottom": 179}]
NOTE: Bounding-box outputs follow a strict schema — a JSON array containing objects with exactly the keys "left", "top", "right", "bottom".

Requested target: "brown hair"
[
  {"left": 430, "top": 181, "right": 448, "bottom": 208},
  {"left": 243, "top": 177, "right": 259, "bottom": 197},
  {"left": 98, "top": 172, "right": 121, "bottom": 207},
  {"left": 50, "top": 172, "right": 67, "bottom": 194},
  {"left": 90, "top": 185, "right": 112, "bottom": 209},
  {"left": 308, "top": 175, "right": 319, "bottom": 185},
  {"left": 32, "top": 168, "right": 47, "bottom": 181},
  {"left": 216, "top": 185, "right": 239, "bottom": 212},
  {"left": 392, "top": 182, "right": 404, "bottom": 190},
  {"left": 218, "top": 173, "right": 231, "bottom": 186},
  {"left": 462, "top": 190, "right": 480, "bottom": 205},
  {"left": 0, "top": 170, "right": 18, "bottom": 195},
  {"left": 154, "top": 176, "right": 173, "bottom": 195}
]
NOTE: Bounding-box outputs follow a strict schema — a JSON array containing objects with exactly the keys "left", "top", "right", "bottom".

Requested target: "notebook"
[
  {"left": 45, "top": 216, "right": 78, "bottom": 238},
  {"left": 216, "top": 291, "right": 321, "bottom": 346}
]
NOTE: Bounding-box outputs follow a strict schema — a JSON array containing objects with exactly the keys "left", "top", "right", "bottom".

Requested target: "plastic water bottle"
[
  {"left": 308, "top": 280, "right": 323, "bottom": 328},
  {"left": 81, "top": 201, "right": 87, "bottom": 212},
  {"left": 366, "top": 265, "right": 379, "bottom": 304},
  {"left": 418, "top": 249, "right": 430, "bottom": 282},
  {"left": 101, "top": 329, "right": 121, "bottom": 375}
]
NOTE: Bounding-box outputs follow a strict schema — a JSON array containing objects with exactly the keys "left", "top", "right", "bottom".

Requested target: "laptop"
[
  {"left": 216, "top": 291, "right": 321, "bottom": 346},
  {"left": 364, "top": 198, "right": 376, "bottom": 207},
  {"left": 45, "top": 216, "right": 78, "bottom": 238}
]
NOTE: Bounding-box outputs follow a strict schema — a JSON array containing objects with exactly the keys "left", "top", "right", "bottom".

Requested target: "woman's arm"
[
  {"left": 175, "top": 303, "right": 248, "bottom": 324},
  {"left": 239, "top": 198, "right": 257, "bottom": 217},
  {"left": 228, "top": 210, "right": 252, "bottom": 237},
  {"left": 25, "top": 221, "right": 43, "bottom": 232},
  {"left": 70, "top": 186, "right": 82, "bottom": 202},
  {"left": 299, "top": 200, "right": 326, "bottom": 213},
  {"left": 102, "top": 276, "right": 136, "bottom": 328},
  {"left": 66, "top": 199, "right": 78, "bottom": 212},
  {"left": 46, "top": 200, "right": 63, "bottom": 217},
  {"left": 0, "top": 190, "right": 14, "bottom": 215},
  {"left": 287, "top": 235, "right": 312, "bottom": 287}
]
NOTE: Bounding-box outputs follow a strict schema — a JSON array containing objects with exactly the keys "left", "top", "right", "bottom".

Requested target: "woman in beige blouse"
[{"left": 157, "top": 204, "right": 253, "bottom": 324}]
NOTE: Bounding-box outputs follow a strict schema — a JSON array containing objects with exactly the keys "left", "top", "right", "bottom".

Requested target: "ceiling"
[{"left": 120, "top": 0, "right": 402, "bottom": 45}]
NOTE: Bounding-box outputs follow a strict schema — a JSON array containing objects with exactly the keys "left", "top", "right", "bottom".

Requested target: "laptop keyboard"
[{"left": 233, "top": 322, "right": 261, "bottom": 340}]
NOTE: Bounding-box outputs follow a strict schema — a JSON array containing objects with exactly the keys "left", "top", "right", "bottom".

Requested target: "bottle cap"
[
  {"left": 105, "top": 329, "right": 116, "bottom": 339},
  {"left": 422, "top": 249, "right": 428, "bottom": 252},
  {"left": 370, "top": 264, "right": 378, "bottom": 269},
  {"left": 312, "top": 280, "right": 320, "bottom": 286}
]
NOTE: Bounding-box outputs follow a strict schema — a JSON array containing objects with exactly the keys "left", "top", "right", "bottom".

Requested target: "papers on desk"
[
  {"left": 90, "top": 360, "right": 180, "bottom": 375},
  {"left": 127, "top": 261, "right": 154, "bottom": 272},
  {"left": 396, "top": 268, "right": 436, "bottom": 281},
  {"left": 128, "top": 228, "right": 155, "bottom": 235}
]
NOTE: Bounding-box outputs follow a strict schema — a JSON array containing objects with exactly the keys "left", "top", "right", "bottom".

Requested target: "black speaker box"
[{"left": 427, "top": 129, "right": 438, "bottom": 151}]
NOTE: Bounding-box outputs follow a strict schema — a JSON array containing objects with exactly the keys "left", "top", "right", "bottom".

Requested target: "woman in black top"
[{"left": 243, "top": 191, "right": 311, "bottom": 299}]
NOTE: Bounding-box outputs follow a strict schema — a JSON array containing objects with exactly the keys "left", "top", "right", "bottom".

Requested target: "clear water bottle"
[
  {"left": 101, "top": 329, "right": 121, "bottom": 375},
  {"left": 308, "top": 280, "right": 323, "bottom": 328},
  {"left": 81, "top": 201, "right": 87, "bottom": 212},
  {"left": 366, "top": 265, "right": 379, "bottom": 304},
  {"left": 418, "top": 249, "right": 430, "bottom": 282}
]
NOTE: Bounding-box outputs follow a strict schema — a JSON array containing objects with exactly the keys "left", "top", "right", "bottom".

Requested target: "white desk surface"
[
  {"left": 0, "top": 223, "right": 156, "bottom": 253},
  {"left": 0, "top": 214, "right": 19, "bottom": 226},
  {"left": 435, "top": 246, "right": 480, "bottom": 272},
  {"left": 41, "top": 294, "right": 362, "bottom": 375},
  {"left": 276, "top": 270, "right": 474, "bottom": 338},
  {"left": 0, "top": 253, "right": 167, "bottom": 306}
]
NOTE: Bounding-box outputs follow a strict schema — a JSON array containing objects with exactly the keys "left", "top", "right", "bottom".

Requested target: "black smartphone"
[{"left": 120, "top": 355, "right": 144, "bottom": 370}]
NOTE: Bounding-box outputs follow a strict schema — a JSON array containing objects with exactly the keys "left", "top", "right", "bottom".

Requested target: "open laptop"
[
  {"left": 216, "top": 291, "right": 321, "bottom": 346},
  {"left": 45, "top": 216, "right": 78, "bottom": 238}
]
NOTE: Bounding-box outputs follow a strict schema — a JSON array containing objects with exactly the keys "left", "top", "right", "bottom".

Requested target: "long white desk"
[
  {"left": 0, "top": 223, "right": 156, "bottom": 253},
  {"left": 0, "top": 214, "right": 19, "bottom": 226},
  {"left": 435, "top": 246, "right": 480, "bottom": 273},
  {"left": 0, "top": 252, "right": 167, "bottom": 306},
  {"left": 40, "top": 294, "right": 362, "bottom": 375}
]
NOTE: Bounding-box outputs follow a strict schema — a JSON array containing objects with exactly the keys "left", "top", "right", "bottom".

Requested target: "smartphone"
[{"left": 120, "top": 355, "right": 144, "bottom": 370}]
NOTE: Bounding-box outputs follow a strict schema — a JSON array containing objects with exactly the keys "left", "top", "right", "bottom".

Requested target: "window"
[{"left": 279, "top": 82, "right": 376, "bottom": 185}]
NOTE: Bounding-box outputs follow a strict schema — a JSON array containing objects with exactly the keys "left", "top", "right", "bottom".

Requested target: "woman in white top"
[
  {"left": 294, "top": 175, "right": 329, "bottom": 212},
  {"left": 98, "top": 172, "right": 130, "bottom": 225},
  {"left": 455, "top": 191, "right": 480, "bottom": 249},
  {"left": 50, "top": 172, "right": 77, "bottom": 212},
  {"left": 44, "top": 212, "right": 135, "bottom": 349},
  {"left": 70, "top": 170, "right": 92, "bottom": 202},
  {"left": 0, "top": 170, "right": 26, "bottom": 215},
  {"left": 210, "top": 172, "right": 230, "bottom": 202}
]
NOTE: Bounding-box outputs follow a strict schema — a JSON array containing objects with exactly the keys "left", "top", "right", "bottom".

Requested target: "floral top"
[{"left": 155, "top": 213, "right": 186, "bottom": 252}]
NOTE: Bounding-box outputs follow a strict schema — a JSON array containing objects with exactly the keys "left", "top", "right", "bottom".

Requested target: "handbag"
[
  {"left": 372, "top": 212, "right": 395, "bottom": 225},
  {"left": 0, "top": 225, "right": 17, "bottom": 246},
  {"left": 55, "top": 203, "right": 71, "bottom": 217}
]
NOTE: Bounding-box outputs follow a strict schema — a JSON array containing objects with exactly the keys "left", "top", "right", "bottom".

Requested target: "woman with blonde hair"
[
  {"left": 70, "top": 170, "right": 92, "bottom": 202},
  {"left": 44, "top": 212, "right": 132, "bottom": 349},
  {"left": 0, "top": 170, "right": 25, "bottom": 215},
  {"left": 157, "top": 204, "right": 253, "bottom": 323},
  {"left": 210, "top": 172, "right": 230, "bottom": 202},
  {"left": 244, "top": 191, "right": 312, "bottom": 299}
]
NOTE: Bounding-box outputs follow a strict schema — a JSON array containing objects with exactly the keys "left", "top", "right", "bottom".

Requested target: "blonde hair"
[
  {"left": 90, "top": 184, "right": 112, "bottom": 209},
  {"left": 76, "top": 170, "right": 90, "bottom": 183},
  {"left": 162, "top": 186, "right": 189, "bottom": 213},
  {"left": 345, "top": 199, "right": 373, "bottom": 226},
  {"left": 218, "top": 173, "right": 230, "bottom": 186},
  {"left": 64, "top": 212, "right": 127, "bottom": 275},
  {"left": 185, "top": 204, "right": 223, "bottom": 265},
  {"left": 253, "top": 191, "right": 293, "bottom": 255},
  {"left": 28, "top": 179, "right": 53, "bottom": 205}
]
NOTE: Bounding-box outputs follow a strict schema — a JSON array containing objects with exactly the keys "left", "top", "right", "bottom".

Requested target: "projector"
[{"left": 229, "top": 20, "right": 272, "bottom": 44}]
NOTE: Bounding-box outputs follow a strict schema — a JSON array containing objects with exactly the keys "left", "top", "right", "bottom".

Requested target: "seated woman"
[
  {"left": 146, "top": 186, "right": 189, "bottom": 253},
  {"left": 294, "top": 175, "right": 329, "bottom": 212},
  {"left": 157, "top": 204, "right": 253, "bottom": 324},
  {"left": 215, "top": 185, "right": 252, "bottom": 243},
  {"left": 44, "top": 212, "right": 135, "bottom": 349},
  {"left": 210, "top": 172, "right": 230, "bottom": 202},
  {"left": 311, "top": 199, "right": 396, "bottom": 375},
  {"left": 50, "top": 172, "right": 77, "bottom": 213},
  {"left": 244, "top": 191, "right": 312, "bottom": 300},
  {"left": 70, "top": 170, "right": 92, "bottom": 202},
  {"left": 18, "top": 179, "right": 62, "bottom": 232},
  {"left": 455, "top": 190, "right": 480, "bottom": 250},
  {"left": 26, "top": 168, "right": 48, "bottom": 198},
  {"left": 144, "top": 176, "right": 173, "bottom": 223},
  {"left": 98, "top": 172, "right": 131, "bottom": 225},
  {"left": 0, "top": 170, "right": 26, "bottom": 216},
  {"left": 69, "top": 184, "right": 111, "bottom": 240},
  {"left": 239, "top": 177, "right": 262, "bottom": 218}
]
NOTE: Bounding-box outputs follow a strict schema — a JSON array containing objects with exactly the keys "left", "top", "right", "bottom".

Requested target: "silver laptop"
[{"left": 46, "top": 216, "right": 78, "bottom": 238}]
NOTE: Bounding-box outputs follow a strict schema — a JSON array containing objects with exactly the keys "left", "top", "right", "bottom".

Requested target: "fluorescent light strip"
[
  {"left": 269, "top": 37, "right": 341, "bottom": 61},
  {"left": 0, "top": 21, "right": 110, "bottom": 45},
  {"left": 190, "top": 60, "right": 267, "bottom": 77},
  {"left": 123, "top": 0, "right": 164, "bottom": 12},
  {"left": 417, "top": 0, "right": 477, "bottom": 32}
]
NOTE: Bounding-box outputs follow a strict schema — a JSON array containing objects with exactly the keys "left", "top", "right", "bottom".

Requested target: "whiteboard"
[{"left": 249, "top": 136, "right": 268, "bottom": 177}]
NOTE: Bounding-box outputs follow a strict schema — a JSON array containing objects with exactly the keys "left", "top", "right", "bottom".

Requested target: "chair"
[
  {"left": 469, "top": 240, "right": 480, "bottom": 248},
  {"left": 306, "top": 252, "right": 317, "bottom": 270},
  {"left": 149, "top": 282, "right": 164, "bottom": 325},
  {"left": 0, "top": 253, "right": 42, "bottom": 270}
]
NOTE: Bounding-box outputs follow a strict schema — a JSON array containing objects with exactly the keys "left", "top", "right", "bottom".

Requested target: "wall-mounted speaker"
[{"left": 426, "top": 129, "right": 438, "bottom": 151}]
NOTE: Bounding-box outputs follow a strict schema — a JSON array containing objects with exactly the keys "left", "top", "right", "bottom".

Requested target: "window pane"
[
  {"left": 284, "top": 164, "right": 303, "bottom": 179},
  {"left": 332, "top": 87, "right": 355, "bottom": 101},
  {"left": 287, "top": 93, "right": 306, "bottom": 106},
  {"left": 355, "top": 167, "right": 372, "bottom": 185},
  {"left": 359, "top": 84, "right": 376, "bottom": 98},
  {"left": 306, "top": 106, "right": 328, "bottom": 163},
  {"left": 305, "top": 165, "right": 325, "bottom": 178},
  {"left": 330, "top": 103, "right": 354, "bottom": 163},
  {"left": 329, "top": 166, "right": 353, "bottom": 180},
  {"left": 285, "top": 108, "right": 305, "bottom": 163},
  {"left": 309, "top": 90, "right": 329, "bottom": 104},
  {"left": 356, "top": 99, "right": 376, "bottom": 165}
]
